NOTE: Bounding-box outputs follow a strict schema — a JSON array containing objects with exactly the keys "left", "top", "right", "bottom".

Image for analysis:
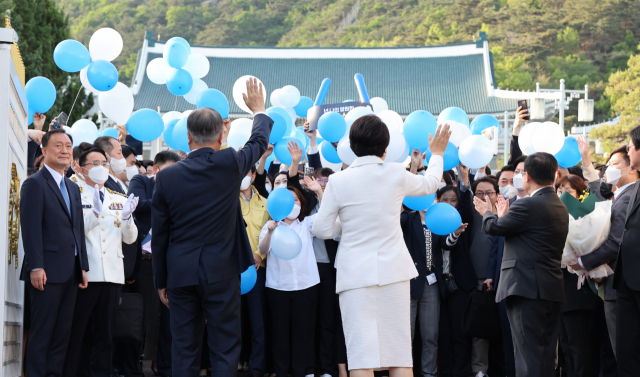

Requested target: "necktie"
[
  {"left": 100, "top": 191, "right": 104, "bottom": 203},
  {"left": 59, "top": 178, "right": 71, "bottom": 215}
]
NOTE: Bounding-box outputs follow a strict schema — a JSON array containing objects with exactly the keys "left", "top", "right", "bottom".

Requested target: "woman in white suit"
[{"left": 313, "top": 116, "right": 450, "bottom": 377}]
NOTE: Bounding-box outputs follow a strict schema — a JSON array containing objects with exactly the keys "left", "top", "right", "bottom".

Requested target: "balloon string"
[{"left": 68, "top": 87, "right": 82, "bottom": 120}]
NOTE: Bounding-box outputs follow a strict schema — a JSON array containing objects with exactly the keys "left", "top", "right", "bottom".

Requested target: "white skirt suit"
[{"left": 312, "top": 155, "right": 443, "bottom": 370}]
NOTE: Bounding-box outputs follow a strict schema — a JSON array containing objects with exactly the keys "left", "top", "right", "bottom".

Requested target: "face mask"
[
  {"left": 438, "top": 182, "right": 446, "bottom": 189},
  {"left": 287, "top": 204, "right": 301, "bottom": 220},
  {"left": 275, "top": 183, "right": 287, "bottom": 189},
  {"left": 265, "top": 184, "right": 272, "bottom": 194},
  {"left": 499, "top": 184, "right": 517, "bottom": 200},
  {"left": 240, "top": 176, "right": 252, "bottom": 190},
  {"left": 604, "top": 165, "right": 629, "bottom": 186},
  {"left": 111, "top": 156, "right": 126, "bottom": 175},
  {"left": 126, "top": 166, "right": 138, "bottom": 181},
  {"left": 600, "top": 182, "right": 614, "bottom": 199},
  {"left": 87, "top": 166, "right": 109, "bottom": 185},
  {"left": 513, "top": 173, "right": 524, "bottom": 191}
]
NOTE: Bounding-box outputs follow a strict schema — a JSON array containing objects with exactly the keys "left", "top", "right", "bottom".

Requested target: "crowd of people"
[{"left": 20, "top": 79, "right": 640, "bottom": 377}]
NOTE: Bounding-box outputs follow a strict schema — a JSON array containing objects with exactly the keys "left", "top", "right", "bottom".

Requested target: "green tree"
[{"left": 605, "top": 49, "right": 640, "bottom": 127}]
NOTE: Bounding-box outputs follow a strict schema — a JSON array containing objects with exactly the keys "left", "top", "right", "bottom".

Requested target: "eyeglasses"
[
  {"left": 83, "top": 160, "right": 110, "bottom": 168},
  {"left": 316, "top": 179, "right": 329, "bottom": 184},
  {"left": 475, "top": 191, "right": 496, "bottom": 199}
]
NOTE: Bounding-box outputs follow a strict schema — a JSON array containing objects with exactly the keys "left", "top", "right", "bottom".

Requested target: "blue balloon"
[
  {"left": 166, "top": 37, "right": 191, "bottom": 55},
  {"left": 163, "top": 40, "right": 189, "bottom": 69},
  {"left": 265, "top": 153, "right": 276, "bottom": 173},
  {"left": 424, "top": 142, "right": 460, "bottom": 171},
  {"left": 271, "top": 226, "right": 302, "bottom": 260},
  {"left": 274, "top": 137, "right": 303, "bottom": 166},
  {"left": 294, "top": 128, "right": 309, "bottom": 151},
  {"left": 269, "top": 112, "right": 287, "bottom": 144},
  {"left": 240, "top": 266, "right": 257, "bottom": 295},
  {"left": 554, "top": 137, "right": 581, "bottom": 168},
  {"left": 172, "top": 117, "right": 191, "bottom": 153},
  {"left": 197, "top": 89, "right": 229, "bottom": 119},
  {"left": 403, "top": 193, "right": 436, "bottom": 211},
  {"left": 163, "top": 118, "right": 180, "bottom": 150},
  {"left": 395, "top": 141, "right": 411, "bottom": 163},
  {"left": 294, "top": 96, "right": 314, "bottom": 117},
  {"left": 343, "top": 99, "right": 354, "bottom": 102},
  {"left": 28, "top": 108, "right": 34, "bottom": 126},
  {"left": 318, "top": 112, "right": 347, "bottom": 143},
  {"left": 25, "top": 76, "right": 56, "bottom": 114},
  {"left": 267, "top": 187, "right": 294, "bottom": 221},
  {"left": 267, "top": 107, "right": 294, "bottom": 136},
  {"left": 321, "top": 141, "right": 341, "bottom": 164},
  {"left": 127, "top": 109, "right": 164, "bottom": 142},
  {"left": 53, "top": 40, "right": 90, "bottom": 72},
  {"left": 438, "top": 107, "right": 469, "bottom": 127},
  {"left": 100, "top": 128, "right": 119, "bottom": 139},
  {"left": 166, "top": 68, "right": 193, "bottom": 96},
  {"left": 404, "top": 110, "right": 437, "bottom": 152},
  {"left": 317, "top": 137, "right": 324, "bottom": 145},
  {"left": 86, "top": 60, "right": 118, "bottom": 91},
  {"left": 470, "top": 114, "right": 500, "bottom": 135},
  {"left": 425, "top": 203, "right": 462, "bottom": 235}
]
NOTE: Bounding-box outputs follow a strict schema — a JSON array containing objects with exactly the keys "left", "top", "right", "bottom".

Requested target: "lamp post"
[{"left": 531, "top": 79, "right": 594, "bottom": 128}]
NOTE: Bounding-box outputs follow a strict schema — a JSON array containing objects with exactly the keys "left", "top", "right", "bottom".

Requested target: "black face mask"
[{"left": 600, "top": 182, "right": 614, "bottom": 200}]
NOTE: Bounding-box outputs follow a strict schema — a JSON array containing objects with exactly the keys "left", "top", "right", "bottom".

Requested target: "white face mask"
[
  {"left": 111, "top": 156, "right": 127, "bottom": 175},
  {"left": 438, "top": 181, "right": 446, "bottom": 189},
  {"left": 87, "top": 165, "right": 109, "bottom": 185},
  {"left": 240, "top": 176, "right": 252, "bottom": 191},
  {"left": 275, "top": 183, "right": 287, "bottom": 189},
  {"left": 499, "top": 184, "right": 517, "bottom": 200},
  {"left": 604, "top": 165, "right": 630, "bottom": 186},
  {"left": 265, "top": 184, "right": 272, "bottom": 194},
  {"left": 513, "top": 173, "right": 524, "bottom": 191},
  {"left": 126, "top": 166, "right": 138, "bottom": 181},
  {"left": 287, "top": 204, "right": 301, "bottom": 220}
]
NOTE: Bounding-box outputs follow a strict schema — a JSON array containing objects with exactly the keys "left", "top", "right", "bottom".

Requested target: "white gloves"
[
  {"left": 93, "top": 185, "right": 103, "bottom": 216},
  {"left": 122, "top": 194, "right": 139, "bottom": 220}
]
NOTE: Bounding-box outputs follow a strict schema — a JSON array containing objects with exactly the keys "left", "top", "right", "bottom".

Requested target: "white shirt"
[
  {"left": 241, "top": 188, "right": 254, "bottom": 205},
  {"left": 614, "top": 182, "right": 634, "bottom": 200},
  {"left": 259, "top": 215, "right": 320, "bottom": 291},
  {"left": 44, "top": 164, "right": 64, "bottom": 188},
  {"left": 142, "top": 230, "right": 152, "bottom": 254}
]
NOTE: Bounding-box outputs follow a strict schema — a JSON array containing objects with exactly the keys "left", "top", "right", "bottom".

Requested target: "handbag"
[
  {"left": 113, "top": 293, "right": 145, "bottom": 343},
  {"left": 442, "top": 273, "right": 458, "bottom": 294},
  {"left": 461, "top": 284, "right": 501, "bottom": 341}
]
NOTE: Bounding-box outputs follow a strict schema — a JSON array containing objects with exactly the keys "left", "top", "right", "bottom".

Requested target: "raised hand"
[
  {"left": 288, "top": 141, "right": 303, "bottom": 162},
  {"left": 513, "top": 106, "right": 528, "bottom": 136},
  {"left": 454, "top": 223, "right": 468, "bottom": 236},
  {"left": 262, "top": 144, "right": 274, "bottom": 159},
  {"left": 410, "top": 149, "right": 422, "bottom": 167},
  {"left": 33, "top": 112, "right": 46, "bottom": 131},
  {"left": 243, "top": 77, "right": 266, "bottom": 114},
  {"left": 267, "top": 221, "right": 277, "bottom": 232},
  {"left": 27, "top": 129, "right": 46, "bottom": 144},
  {"left": 459, "top": 163, "right": 469, "bottom": 185},
  {"left": 496, "top": 195, "right": 509, "bottom": 217},
  {"left": 428, "top": 124, "right": 451, "bottom": 156},
  {"left": 304, "top": 176, "right": 321, "bottom": 193},
  {"left": 122, "top": 194, "right": 139, "bottom": 220},
  {"left": 115, "top": 124, "right": 128, "bottom": 144},
  {"left": 474, "top": 196, "right": 492, "bottom": 215}
]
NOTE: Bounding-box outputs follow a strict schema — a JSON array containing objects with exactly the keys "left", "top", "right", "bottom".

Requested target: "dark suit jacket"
[
  {"left": 401, "top": 211, "right": 456, "bottom": 300},
  {"left": 449, "top": 184, "right": 480, "bottom": 293},
  {"left": 20, "top": 168, "right": 89, "bottom": 283},
  {"left": 508, "top": 135, "right": 522, "bottom": 166},
  {"left": 482, "top": 187, "right": 569, "bottom": 303},
  {"left": 486, "top": 236, "right": 505, "bottom": 287},
  {"left": 128, "top": 174, "right": 154, "bottom": 243},
  {"left": 614, "top": 181, "right": 640, "bottom": 291},
  {"left": 105, "top": 175, "right": 140, "bottom": 280},
  {"left": 580, "top": 184, "right": 633, "bottom": 300},
  {"left": 152, "top": 114, "right": 273, "bottom": 289}
]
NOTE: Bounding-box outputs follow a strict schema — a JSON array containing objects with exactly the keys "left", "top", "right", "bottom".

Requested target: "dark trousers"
[
  {"left": 157, "top": 303, "right": 172, "bottom": 376},
  {"left": 242, "top": 267, "right": 267, "bottom": 374},
  {"left": 168, "top": 262, "right": 241, "bottom": 377},
  {"left": 316, "top": 262, "right": 337, "bottom": 376},
  {"left": 25, "top": 262, "right": 79, "bottom": 377},
  {"left": 498, "top": 299, "right": 515, "bottom": 377},
  {"left": 616, "top": 279, "right": 640, "bottom": 376},
  {"left": 559, "top": 309, "right": 595, "bottom": 377},
  {"left": 506, "top": 295, "right": 561, "bottom": 377},
  {"left": 63, "top": 282, "right": 122, "bottom": 377},
  {"left": 438, "top": 288, "right": 472, "bottom": 377},
  {"left": 267, "top": 285, "right": 319, "bottom": 377}
]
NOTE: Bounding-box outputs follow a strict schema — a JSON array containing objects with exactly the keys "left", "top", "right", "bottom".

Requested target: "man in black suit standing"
[
  {"left": 474, "top": 152, "right": 569, "bottom": 377},
  {"left": 152, "top": 78, "right": 272, "bottom": 377},
  {"left": 20, "top": 129, "right": 90, "bottom": 377},
  {"left": 613, "top": 125, "right": 640, "bottom": 376}
]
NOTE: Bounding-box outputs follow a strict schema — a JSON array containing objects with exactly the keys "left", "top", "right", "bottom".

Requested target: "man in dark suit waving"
[
  {"left": 474, "top": 152, "right": 569, "bottom": 377},
  {"left": 152, "top": 78, "right": 272, "bottom": 377},
  {"left": 20, "top": 129, "right": 89, "bottom": 377}
]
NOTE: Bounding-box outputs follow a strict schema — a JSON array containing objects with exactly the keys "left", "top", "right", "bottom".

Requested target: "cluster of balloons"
[
  {"left": 266, "top": 188, "right": 303, "bottom": 260},
  {"left": 146, "top": 37, "right": 210, "bottom": 104},
  {"left": 270, "top": 85, "right": 314, "bottom": 123},
  {"left": 161, "top": 110, "right": 193, "bottom": 152},
  {"left": 518, "top": 121, "right": 578, "bottom": 168}
]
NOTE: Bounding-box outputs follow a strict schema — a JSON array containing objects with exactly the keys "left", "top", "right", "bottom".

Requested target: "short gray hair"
[{"left": 187, "top": 108, "right": 224, "bottom": 144}]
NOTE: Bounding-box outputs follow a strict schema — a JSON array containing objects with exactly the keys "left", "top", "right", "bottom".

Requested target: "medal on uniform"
[{"left": 114, "top": 218, "right": 122, "bottom": 228}]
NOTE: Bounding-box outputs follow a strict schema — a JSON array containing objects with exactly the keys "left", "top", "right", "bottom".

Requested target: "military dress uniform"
[{"left": 63, "top": 186, "right": 138, "bottom": 377}]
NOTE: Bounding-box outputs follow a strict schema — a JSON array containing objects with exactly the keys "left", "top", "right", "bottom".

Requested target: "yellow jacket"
[{"left": 240, "top": 186, "right": 271, "bottom": 267}]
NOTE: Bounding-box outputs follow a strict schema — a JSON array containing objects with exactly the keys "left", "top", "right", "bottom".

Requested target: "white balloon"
[
  {"left": 270, "top": 89, "right": 283, "bottom": 108},
  {"left": 395, "top": 141, "right": 411, "bottom": 164},
  {"left": 232, "top": 75, "right": 267, "bottom": 114},
  {"left": 70, "top": 119, "right": 99, "bottom": 147},
  {"left": 385, "top": 130, "right": 407, "bottom": 163},
  {"left": 80, "top": 67, "right": 101, "bottom": 95},
  {"left": 89, "top": 28, "right": 123, "bottom": 62},
  {"left": 162, "top": 111, "right": 182, "bottom": 124},
  {"left": 377, "top": 110, "right": 404, "bottom": 133},
  {"left": 230, "top": 118, "right": 253, "bottom": 135},
  {"left": 448, "top": 121, "right": 473, "bottom": 147},
  {"left": 370, "top": 97, "right": 389, "bottom": 115},
  {"left": 518, "top": 122, "right": 541, "bottom": 155},
  {"left": 182, "top": 110, "right": 193, "bottom": 118},
  {"left": 227, "top": 118, "right": 253, "bottom": 149},
  {"left": 279, "top": 85, "right": 300, "bottom": 108},
  {"left": 63, "top": 125, "right": 72, "bottom": 135},
  {"left": 285, "top": 107, "right": 298, "bottom": 126},
  {"left": 532, "top": 121, "right": 565, "bottom": 155},
  {"left": 99, "top": 82, "right": 134, "bottom": 125},
  {"left": 183, "top": 78, "right": 208, "bottom": 105},
  {"left": 319, "top": 144, "right": 343, "bottom": 172},
  {"left": 458, "top": 135, "right": 493, "bottom": 169},
  {"left": 337, "top": 135, "right": 357, "bottom": 166},
  {"left": 147, "top": 58, "right": 171, "bottom": 85},
  {"left": 182, "top": 54, "right": 210, "bottom": 79},
  {"left": 345, "top": 106, "right": 375, "bottom": 131}
]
